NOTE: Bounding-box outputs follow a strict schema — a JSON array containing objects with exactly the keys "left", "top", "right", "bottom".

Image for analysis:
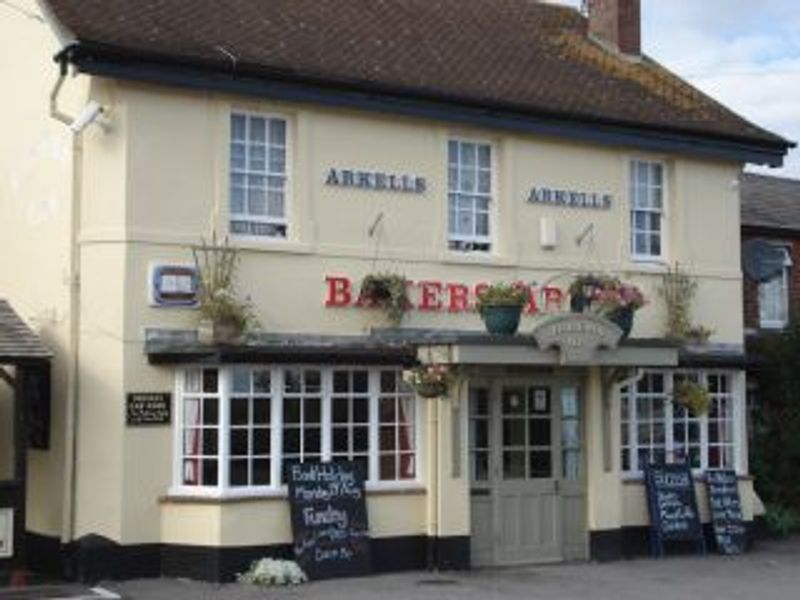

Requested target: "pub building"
[{"left": 0, "top": 0, "right": 793, "bottom": 583}]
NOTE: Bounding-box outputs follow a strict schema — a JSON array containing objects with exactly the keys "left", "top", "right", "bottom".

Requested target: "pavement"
[{"left": 102, "top": 537, "right": 800, "bottom": 600}]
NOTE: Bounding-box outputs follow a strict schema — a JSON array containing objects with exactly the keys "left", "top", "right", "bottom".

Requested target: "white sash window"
[{"left": 759, "top": 246, "right": 792, "bottom": 329}]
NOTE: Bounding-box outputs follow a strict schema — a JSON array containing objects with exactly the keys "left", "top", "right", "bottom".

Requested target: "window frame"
[
  {"left": 758, "top": 246, "right": 792, "bottom": 330},
  {"left": 629, "top": 159, "right": 667, "bottom": 263},
  {"left": 618, "top": 369, "right": 744, "bottom": 478},
  {"left": 170, "top": 365, "right": 421, "bottom": 498},
  {"left": 447, "top": 137, "right": 496, "bottom": 253},
  {"left": 228, "top": 110, "right": 292, "bottom": 241}
]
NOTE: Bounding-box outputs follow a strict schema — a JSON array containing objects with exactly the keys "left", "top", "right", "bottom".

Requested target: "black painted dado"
[
  {"left": 21, "top": 533, "right": 468, "bottom": 583},
  {"left": 589, "top": 522, "right": 757, "bottom": 561}
]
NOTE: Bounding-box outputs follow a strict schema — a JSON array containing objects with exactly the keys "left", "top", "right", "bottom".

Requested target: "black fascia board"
[{"left": 59, "top": 42, "right": 791, "bottom": 167}]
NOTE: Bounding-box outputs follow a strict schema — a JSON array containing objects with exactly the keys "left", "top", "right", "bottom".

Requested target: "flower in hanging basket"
[
  {"left": 405, "top": 364, "right": 453, "bottom": 398},
  {"left": 475, "top": 283, "right": 531, "bottom": 335},
  {"left": 672, "top": 380, "right": 711, "bottom": 416},
  {"left": 359, "top": 273, "right": 411, "bottom": 326}
]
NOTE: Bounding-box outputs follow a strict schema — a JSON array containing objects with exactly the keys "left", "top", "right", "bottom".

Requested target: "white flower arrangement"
[{"left": 237, "top": 557, "right": 308, "bottom": 587}]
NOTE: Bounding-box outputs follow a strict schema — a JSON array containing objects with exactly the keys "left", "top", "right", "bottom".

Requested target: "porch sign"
[
  {"left": 644, "top": 462, "right": 706, "bottom": 558},
  {"left": 0, "top": 508, "right": 12, "bottom": 558},
  {"left": 706, "top": 469, "right": 747, "bottom": 555},
  {"left": 532, "top": 314, "right": 622, "bottom": 365},
  {"left": 286, "top": 461, "right": 372, "bottom": 580}
]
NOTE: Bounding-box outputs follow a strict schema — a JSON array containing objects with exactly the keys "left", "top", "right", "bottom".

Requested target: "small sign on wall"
[
  {"left": 126, "top": 393, "right": 172, "bottom": 426},
  {"left": 149, "top": 264, "right": 199, "bottom": 307},
  {"left": 0, "top": 509, "right": 13, "bottom": 558}
]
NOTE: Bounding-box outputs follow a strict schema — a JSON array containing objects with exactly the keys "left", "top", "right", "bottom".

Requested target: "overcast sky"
[{"left": 557, "top": 0, "right": 800, "bottom": 178}]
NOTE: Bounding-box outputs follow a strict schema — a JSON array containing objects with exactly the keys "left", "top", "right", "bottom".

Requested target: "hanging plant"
[
  {"left": 192, "top": 234, "right": 258, "bottom": 343},
  {"left": 359, "top": 273, "right": 411, "bottom": 326},
  {"left": 475, "top": 283, "right": 531, "bottom": 335},
  {"left": 672, "top": 380, "right": 711, "bottom": 416},
  {"left": 404, "top": 364, "right": 454, "bottom": 399}
]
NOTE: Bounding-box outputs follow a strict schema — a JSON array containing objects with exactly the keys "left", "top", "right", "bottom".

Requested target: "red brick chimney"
[{"left": 587, "top": 0, "right": 641, "bottom": 56}]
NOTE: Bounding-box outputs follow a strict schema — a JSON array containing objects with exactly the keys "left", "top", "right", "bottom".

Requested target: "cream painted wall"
[
  {"left": 0, "top": 0, "right": 90, "bottom": 538},
  {"left": 1, "top": 28, "right": 752, "bottom": 552}
]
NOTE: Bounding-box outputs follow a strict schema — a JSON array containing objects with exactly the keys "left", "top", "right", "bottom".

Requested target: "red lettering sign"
[
  {"left": 324, "top": 276, "right": 352, "bottom": 307},
  {"left": 418, "top": 281, "right": 444, "bottom": 311},
  {"left": 447, "top": 283, "right": 470, "bottom": 313}
]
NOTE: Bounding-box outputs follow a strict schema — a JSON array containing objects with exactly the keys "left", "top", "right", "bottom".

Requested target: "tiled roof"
[
  {"left": 43, "top": 0, "right": 788, "bottom": 151},
  {"left": 741, "top": 173, "right": 800, "bottom": 232},
  {"left": 0, "top": 300, "right": 52, "bottom": 362}
]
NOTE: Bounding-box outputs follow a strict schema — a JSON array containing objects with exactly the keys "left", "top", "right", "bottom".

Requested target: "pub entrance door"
[{"left": 469, "top": 376, "right": 588, "bottom": 566}]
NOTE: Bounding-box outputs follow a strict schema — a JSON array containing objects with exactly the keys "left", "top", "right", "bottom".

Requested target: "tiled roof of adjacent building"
[
  {"left": 0, "top": 300, "right": 51, "bottom": 362},
  {"left": 741, "top": 173, "right": 800, "bottom": 232},
  {"left": 43, "top": 0, "right": 790, "bottom": 160}
]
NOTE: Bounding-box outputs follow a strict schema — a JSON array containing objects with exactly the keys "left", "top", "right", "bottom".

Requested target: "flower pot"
[
  {"left": 606, "top": 306, "right": 634, "bottom": 339},
  {"left": 414, "top": 381, "right": 449, "bottom": 399},
  {"left": 213, "top": 320, "right": 243, "bottom": 344},
  {"left": 480, "top": 304, "right": 523, "bottom": 335}
]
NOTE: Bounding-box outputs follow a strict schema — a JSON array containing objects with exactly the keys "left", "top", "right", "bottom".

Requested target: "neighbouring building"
[
  {"left": 740, "top": 173, "right": 800, "bottom": 431},
  {"left": 0, "top": 0, "right": 794, "bottom": 582}
]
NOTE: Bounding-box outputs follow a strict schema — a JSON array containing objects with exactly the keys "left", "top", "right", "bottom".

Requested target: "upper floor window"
[
  {"left": 229, "top": 113, "right": 288, "bottom": 239},
  {"left": 448, "top": 140, "right": 492, "bottom": 252},
  {"left": 759, "top": 246, "right": 792, "bottom": 329},
  {"left": 630, "top": 160, "right": 665, "bottom": 261}
]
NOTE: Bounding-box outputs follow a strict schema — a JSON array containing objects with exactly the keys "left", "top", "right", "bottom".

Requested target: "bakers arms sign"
[{"left": 533, "top": 314, "right": 622, "bottom": 365}]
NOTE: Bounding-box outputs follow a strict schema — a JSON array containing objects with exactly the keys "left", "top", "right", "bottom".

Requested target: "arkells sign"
[
  {"left": 0, "top": 509, "right": 13, "bottom": 558},
  {"left": 532, "top": 314, "right": 622, "bottom": 365},
  {"left": 325, "top": 168, "right": 427, "bottom": 194},
  {"left": 126, "top": 393, "right": 172, "bottom": 426},
  {"left": 528, "top": 186, "right": 612, "bottom": 210}
]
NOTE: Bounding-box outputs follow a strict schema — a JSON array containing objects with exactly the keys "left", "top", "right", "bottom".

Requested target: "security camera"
[{"left": 70, "top": 101, "right": 105, "bottom": 134}]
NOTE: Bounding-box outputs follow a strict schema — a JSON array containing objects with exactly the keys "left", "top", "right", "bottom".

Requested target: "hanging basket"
[
  {"left": 673, "top": 381, "right": 711, "bottom": 416},
  {"left": 480, "top": 304, "right": 523, "bottom": 335},
  {"left": 605, "top": 306, "right": 635, "bottom": 340},
  {"left": 414, "top": 380, "right": 449, "bottom": 399}
]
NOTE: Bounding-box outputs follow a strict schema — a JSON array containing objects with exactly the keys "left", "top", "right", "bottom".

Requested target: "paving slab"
[{"left": 105, "top": 537, "right": 800, "bottom": 600}]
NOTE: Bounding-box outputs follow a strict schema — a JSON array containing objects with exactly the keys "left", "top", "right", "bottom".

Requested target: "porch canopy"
[{"left": 0, "top": 299, "right": 51, "bottom": 570}]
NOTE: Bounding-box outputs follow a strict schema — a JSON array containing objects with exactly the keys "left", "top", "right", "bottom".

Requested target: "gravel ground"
[{"left": 104, "top": 537, "right": 800, "bottom": 600}]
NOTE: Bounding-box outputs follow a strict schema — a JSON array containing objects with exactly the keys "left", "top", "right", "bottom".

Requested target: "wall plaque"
[
  {"left": 126, "top": 393, "right": 172, "bottom": 426},
  {"left": 532, "top": 314, "right": 622, "bottom": 365},
  {"left": 0, "top": 509, "right": 13, "bottom": 559}
]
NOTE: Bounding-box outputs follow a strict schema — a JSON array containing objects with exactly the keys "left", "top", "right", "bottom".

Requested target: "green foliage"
[
  {"left": 659, "top": 263, "right": 698, "bottom": 340},
  {"left": 192, "top": 235, "right": 257, "bottom": 335},
  {"left": 750, "top": 319, "right": 800, "bottom": 509},
  {"left": 672, "top": 380, "right": 710, "bottom": 416},
  {"left": 763, "top": 504, "right": 800, "bottom": 539},
  {"left": 476, "top": 283, "right": 530, "bottom": 311},
  {"left": 360, "top": 273, "right": 410, "bottom": 326}
]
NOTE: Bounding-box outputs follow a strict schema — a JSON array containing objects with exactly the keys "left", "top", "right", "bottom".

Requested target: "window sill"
[
  {"left": 439, "top": 252, "right": 516, "bottom": 268},
  {"left": 630, "top": 256, "right": 669, "bottom": 270},
  {"left": 621, "top": 472, "right": 752, "bottom": 485},
  {"left": 161, "top": 482, "right": 425, "bottom": 504},
  {"left": 228, "top": 236, "right": 314, "bottom": 255}
]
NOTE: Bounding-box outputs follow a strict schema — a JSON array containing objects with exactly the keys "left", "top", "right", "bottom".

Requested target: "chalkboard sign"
[
  {"left": 644, "top": 462, "right": 706, "bottom": 557},
  {"left": 126, "top": 393, "right": 171, "bottom": 426},
  {"left": 706, "top": 469, "right": 747, "bottom": 555},
  {"left": 287, "top": 461, "right": 372, "bottom": 580}
]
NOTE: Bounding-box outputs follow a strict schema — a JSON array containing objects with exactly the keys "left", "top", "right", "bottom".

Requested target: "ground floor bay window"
[
  {"left": 173, "top": 366, "right": 418, "bottom": 496},
  {"left": 619, "top": 370, "right": 744, "bottom": 475}
]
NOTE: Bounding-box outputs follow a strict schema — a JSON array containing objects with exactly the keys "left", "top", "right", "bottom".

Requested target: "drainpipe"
[{"left": 49, "top": 58, "right": 83, "bottom": 549}]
